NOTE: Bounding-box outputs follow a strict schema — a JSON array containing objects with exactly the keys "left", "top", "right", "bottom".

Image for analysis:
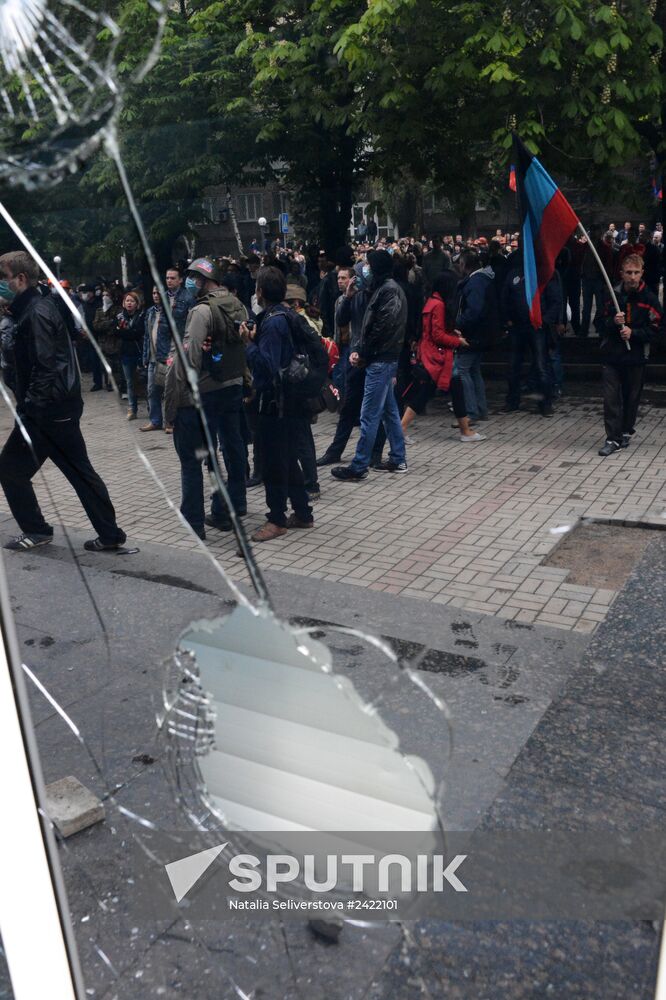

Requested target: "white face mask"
[{"left": 102, "top": 294, "right": 113, "bottom": 310}]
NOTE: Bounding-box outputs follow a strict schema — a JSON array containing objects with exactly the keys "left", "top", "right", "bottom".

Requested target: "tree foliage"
[
  {"left": 2, "top": 0, "right": 664, "bottom": 266},
  {"left": 334, "top": 0, "right": 664, "bottom": 214}
]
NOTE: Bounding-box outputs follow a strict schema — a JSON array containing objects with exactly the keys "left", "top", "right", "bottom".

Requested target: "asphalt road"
[{"left": 1, "top": 514, "right": 664, "bottom": 998}]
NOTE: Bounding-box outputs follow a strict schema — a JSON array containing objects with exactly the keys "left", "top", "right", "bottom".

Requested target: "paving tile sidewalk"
[{"left": 1, "top": 381, "right": 664, "bottom": 634}]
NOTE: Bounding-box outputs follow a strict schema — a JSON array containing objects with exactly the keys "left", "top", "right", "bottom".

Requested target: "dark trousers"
[
  {"left": 322, "top": 364, "right": 366, "bottom": 460},
  {"left": 602, "top": 364, "right": 645, "bottom": 444},
  {"left": 174, "top": 386, "right": 247, "bottom": 533},
  {"left": 566, "top": 271, "right": 581, "bottom": 332},
  {"left": 91, "top": 347, "right": 105, "bottom": 388},
  {"left": 581, "top": 276, "right": 605, "bottom": 335},
  {"left": 294, "top": 419, "right": 319, "bottom": 491},
  {"left": 259, "top": 413, "right": 313, "bottom": 527},
  {"left": 0, "top": 413, "right": 125, "bottom": 544},
  {"left": 507, "top": 327, "right": 551, "bottom": 408}
]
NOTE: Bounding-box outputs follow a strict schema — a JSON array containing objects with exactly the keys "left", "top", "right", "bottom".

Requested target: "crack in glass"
[{"left": 0, "top": 0, "right": 455, "bottom": 994}]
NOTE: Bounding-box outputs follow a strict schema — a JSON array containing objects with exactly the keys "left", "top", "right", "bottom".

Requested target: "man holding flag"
[
  {"left": 596, "top": 254, "right": 662, "bottom": 457},
  {"left": 509, "top": 133, "right": 662, "bottom": 452}
]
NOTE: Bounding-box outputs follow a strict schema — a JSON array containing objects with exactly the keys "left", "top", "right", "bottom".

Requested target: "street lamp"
[
  {"left": 53, "top": 255, "right": 61, "bottom": 280},
  {"left": 257, "top": 216, "right": 267, "bottom": 253}
]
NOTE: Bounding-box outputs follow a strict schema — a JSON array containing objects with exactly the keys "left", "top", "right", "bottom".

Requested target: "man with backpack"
[
  {"left": 244, "top": 266, "right": 327, "bottom": 542},
  {"left": 164, "top": 258, "right": 248, "bottom": 539}
]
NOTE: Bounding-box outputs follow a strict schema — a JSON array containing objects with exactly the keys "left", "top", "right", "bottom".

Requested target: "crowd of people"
[{"left": 0, "top": 217, "right": 662, "bottom": 551}]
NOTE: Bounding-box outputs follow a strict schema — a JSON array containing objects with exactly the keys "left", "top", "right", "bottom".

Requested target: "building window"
[
  {"left": 235, "top": 193, "right": 263, "bottom": 222},
  {"left": 423, "top": 191, "right": 451, "bottom": 214}
]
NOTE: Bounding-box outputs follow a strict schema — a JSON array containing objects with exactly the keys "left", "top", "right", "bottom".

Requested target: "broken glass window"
[{"left": 0, "top": 4, "right": 452, "bottom": 995}]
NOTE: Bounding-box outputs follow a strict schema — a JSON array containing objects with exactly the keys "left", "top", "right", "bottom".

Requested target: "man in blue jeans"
[{"left": 332, "top": 250, "right": 408, "bottom": 481}]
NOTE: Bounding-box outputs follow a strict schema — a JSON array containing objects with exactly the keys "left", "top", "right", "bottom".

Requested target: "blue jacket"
[
  {"left": 246, "top": 305, "right": 294, "bottom": 395},
  {"left": 142, "top": 287, "right": 194, "bottom": 364},
  {"left": 455, "top": 267, "right": 499, "bottom": 350}
]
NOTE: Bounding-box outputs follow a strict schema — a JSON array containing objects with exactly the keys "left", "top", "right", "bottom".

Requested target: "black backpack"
[{"left": 268, "top": 305, "right": 329, "bottom": 402}]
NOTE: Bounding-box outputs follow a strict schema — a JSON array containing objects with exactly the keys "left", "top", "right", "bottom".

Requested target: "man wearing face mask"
[
  {"left": 0, "top": 251, "right": 127, "bottom": 552},
  {"left": 164, "top": 258, "right": 248, "bottom": 539}
]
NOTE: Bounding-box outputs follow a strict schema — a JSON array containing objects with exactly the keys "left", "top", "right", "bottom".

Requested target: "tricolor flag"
[
  {"left": 509, "top": 164, "right": 517, "bottom": 192},
  {"left": 512, "top": 133, "right": 580, "bottom": 328},
  {"left": 652, "top": 178, "right": 662, "bottom": 201}
]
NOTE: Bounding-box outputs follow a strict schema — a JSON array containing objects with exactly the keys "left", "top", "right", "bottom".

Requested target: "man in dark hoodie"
[
  {"left": 331, "top": 250, "right": 407, "bottom": 480},
  {"left": 453, "top": 251, "right": 499, "bottom": 423},
  {"left": 422, "top": 236, "right": 448, "bottom": 297}
]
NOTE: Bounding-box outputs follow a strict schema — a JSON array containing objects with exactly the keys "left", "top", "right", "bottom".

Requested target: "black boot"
[{"left": 316, "top": 451, "right": 342, "bottom": 467}]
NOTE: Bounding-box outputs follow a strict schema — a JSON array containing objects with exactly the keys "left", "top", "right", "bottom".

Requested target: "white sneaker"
[
  {"left": 460, "top": 432, "right": 486, "bottom": 442},
  {"left": 403, "top": 434, "right": 415, "bottom": 445}
]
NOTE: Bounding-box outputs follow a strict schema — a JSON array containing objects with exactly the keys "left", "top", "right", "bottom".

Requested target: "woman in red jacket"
[{"left": 401, "top": 273, "right": 485, "bottom": 442}]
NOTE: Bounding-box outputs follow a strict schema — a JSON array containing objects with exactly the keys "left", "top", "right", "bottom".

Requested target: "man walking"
[
  {"left": 0, "top": 251, "right": 126, "bottom": 552},
  {"left": 164, "top": 258, "right": 248, "bottom": 538},
  {"left": 331, "top": 250, "right": 407, "bottom": 481},
  {"left": 597, "top": 254, "right": 662, "bottom": 457},
  {"left": 317, "top": 263, "right": 372, "bottom": 466}
]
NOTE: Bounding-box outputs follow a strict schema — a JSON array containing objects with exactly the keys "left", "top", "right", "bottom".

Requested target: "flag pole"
[{"left": 575, "top": 221, "right": 629, "bottom": 348}]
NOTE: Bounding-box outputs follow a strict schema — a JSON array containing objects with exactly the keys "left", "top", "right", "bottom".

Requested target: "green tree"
[
  {"left": 335, "top": 0, "right": 664, "bottom": 225},
  {"left": 188, "top": 0, "right": 371, "bottom": 249}
]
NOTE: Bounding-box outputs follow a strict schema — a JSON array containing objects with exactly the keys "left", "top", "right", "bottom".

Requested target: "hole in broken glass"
[{"left": 161, "top": 603, "right": 451, "bottom": 913}]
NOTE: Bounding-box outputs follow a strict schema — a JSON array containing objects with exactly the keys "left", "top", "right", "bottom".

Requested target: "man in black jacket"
[
  {"left": 597, "top": 254, "right": 662, "bottom": 456},
  {"left": 0, "top": 251, "right": 126, "bottom": 551},
  {"left": 316, "top": 263, "right": 373, "bottom": 466},
  {"left": 331, "top": 250, "right": 407, "bottom": 480}
]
